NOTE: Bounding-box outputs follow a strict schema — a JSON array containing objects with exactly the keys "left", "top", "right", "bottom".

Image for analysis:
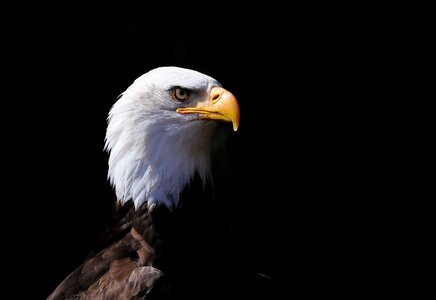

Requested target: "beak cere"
[{"left": 176, "top": 87, "right": 240, "bottom": 131}]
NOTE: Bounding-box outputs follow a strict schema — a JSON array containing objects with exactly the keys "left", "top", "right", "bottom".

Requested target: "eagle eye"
[{"left": 172, "top": 87, "right": 191, "bottom": 101}]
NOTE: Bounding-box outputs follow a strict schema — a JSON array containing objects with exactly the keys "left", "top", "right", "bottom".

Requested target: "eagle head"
[{"left": 104, "top": 66, "right": 240, "bottom": 208}]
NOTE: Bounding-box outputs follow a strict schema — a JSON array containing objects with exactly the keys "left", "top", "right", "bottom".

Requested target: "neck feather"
[{"left": 106, "top": 113, "right": 215, "bottom": 209}]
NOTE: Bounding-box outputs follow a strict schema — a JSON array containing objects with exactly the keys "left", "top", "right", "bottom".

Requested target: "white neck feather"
[{"left": 105, "top": 88, "right": 216, "bottom": 209}]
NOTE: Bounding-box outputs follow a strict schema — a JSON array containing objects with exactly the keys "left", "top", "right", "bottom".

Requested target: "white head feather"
[{"left": 104, "top": 67, "right": 223, "bottom": 208}]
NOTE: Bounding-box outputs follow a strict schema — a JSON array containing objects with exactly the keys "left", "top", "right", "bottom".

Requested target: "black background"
[{"left": 2, "top": 4, "right": 379, "bottom": 299}]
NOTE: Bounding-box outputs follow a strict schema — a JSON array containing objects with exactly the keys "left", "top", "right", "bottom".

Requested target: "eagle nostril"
[{"left": 211, "top": 92, "right": 221, "bottom": 102}]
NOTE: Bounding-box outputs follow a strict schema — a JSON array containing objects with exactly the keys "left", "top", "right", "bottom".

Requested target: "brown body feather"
[
  {"left": 47, "top": 201, "right": 171, "bottom": 300},
  {"left": 47, "top": 176, "right": 281, "bottom": 299},
  {"left": 47, "top": 176, "right": 225, "bottom": 300}
]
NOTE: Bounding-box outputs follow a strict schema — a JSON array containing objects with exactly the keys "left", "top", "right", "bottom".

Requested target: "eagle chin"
[{"left": 48, "top": 66, "right": 240, "bottom": 300}]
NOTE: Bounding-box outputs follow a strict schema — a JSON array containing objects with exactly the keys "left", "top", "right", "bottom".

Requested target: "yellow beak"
[{"left": 176, "top": 87, "right": 240, "bottom": 131}]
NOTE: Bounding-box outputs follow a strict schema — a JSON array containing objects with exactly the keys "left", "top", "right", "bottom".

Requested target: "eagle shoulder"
[{"left": 47, "top": 201, "right": 170, "bottom": 300}]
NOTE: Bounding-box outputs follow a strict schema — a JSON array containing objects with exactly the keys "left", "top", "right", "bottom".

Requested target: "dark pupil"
[{"left": 179, "top": 89, "right": 185, "bottom": 96}]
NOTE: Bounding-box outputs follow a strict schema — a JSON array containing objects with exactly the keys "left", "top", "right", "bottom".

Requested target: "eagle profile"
[{"left": 48, "top": 67, "right": 241, "bottom": 299}]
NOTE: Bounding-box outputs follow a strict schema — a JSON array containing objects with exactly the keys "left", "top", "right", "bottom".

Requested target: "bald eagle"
[{"left": 47, "top": 67, "right": 241, "bottom": 299}]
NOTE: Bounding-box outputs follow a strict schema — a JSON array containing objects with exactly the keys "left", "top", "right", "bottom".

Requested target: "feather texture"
[{"left": 47, "top": 201, "right": 170, "bottom": 300}]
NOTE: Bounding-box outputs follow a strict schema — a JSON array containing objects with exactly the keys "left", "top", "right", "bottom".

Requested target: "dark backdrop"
[{"left": 2, "top": 4, "right": 373, "bottom": 299}]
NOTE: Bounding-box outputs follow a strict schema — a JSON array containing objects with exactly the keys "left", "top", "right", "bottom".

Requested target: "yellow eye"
[{"left": 172, "top": 87, "right": 191, "bottom": 101}]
